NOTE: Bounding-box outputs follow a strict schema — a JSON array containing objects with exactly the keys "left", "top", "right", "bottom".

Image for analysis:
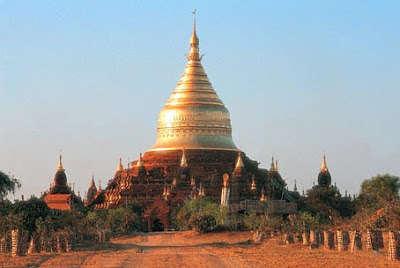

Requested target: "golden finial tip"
[
  {"left": 57, "top": 154, "right": 64, "bottom": 171},
  {"left": 180, "top": 148, "right": 188, "bottom": 168},
  {"left": 190, "top": 8, "right": 199, "bottom": 46},
  {"left": 270, "top": 156, "right": 276, "bottom": 171},
  {"left": 235, "top": 151, "right": 244, "bottom": 169},
  {"left": 321, "top": 153, "right": 328, "bottom": 172}
]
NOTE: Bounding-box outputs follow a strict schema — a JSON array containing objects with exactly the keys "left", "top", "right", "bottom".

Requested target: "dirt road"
[{"left": 1, "top": 231, "right": 398, "bottom": 267}]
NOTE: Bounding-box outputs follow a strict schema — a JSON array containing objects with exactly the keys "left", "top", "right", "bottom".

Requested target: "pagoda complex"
[{"left": 90, "top": 15, "right": 296, "bottom": 231}]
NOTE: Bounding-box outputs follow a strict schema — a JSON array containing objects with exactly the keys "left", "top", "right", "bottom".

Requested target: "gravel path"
[{"left": 1, "top": 231, "right": 398, "bottom": 267}]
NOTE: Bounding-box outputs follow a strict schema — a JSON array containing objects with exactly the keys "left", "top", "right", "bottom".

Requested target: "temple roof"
[{"left": 44, "top": 194, "right": 72, "bottom": 211}]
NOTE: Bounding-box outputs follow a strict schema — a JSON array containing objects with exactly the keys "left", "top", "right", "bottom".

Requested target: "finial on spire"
[
  {"left": 321, "top": 153, "right": 328, "bottom": 172},
  {"left": 192, "top": 8, "right": 196, "bottom": 28},
  {"left": 235, "top": 151, "right": 244, "bottom": 170},
  {"left": 270, "top": 156, "right": 276, "bottom": 171},
  {"left": 137, "top": 151, "right": 144, "bottom": 167},
  {"left": 188, "top": 9, "right": 200, "bottom": 60},
  {"left": 275, "top": 156, "right": 279, "bottom": 171},
  {"left": 180, "top": 148, "right": 188, "bottom": 168},
  {"left": 57, "top": 154, "right": 64, "bottom": 171},
  {"left": 90, "top": 175, "right": 95, "bottom": 188},
  {"left": 117, "top": 157, "right": 123, "bottom": 172}
]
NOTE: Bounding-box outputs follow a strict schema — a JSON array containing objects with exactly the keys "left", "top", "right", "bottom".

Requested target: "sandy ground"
[{"left": 0, "top": 231, "right": 399, "bottom": 268}]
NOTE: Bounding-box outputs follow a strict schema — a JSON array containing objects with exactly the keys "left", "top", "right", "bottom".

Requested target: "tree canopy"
[
  {"left": 357, "top": 174, "right": 400, "bottom": 211},
  {"left": 304, "top": 185, "right": 355, "bottom": 222},
  {"left": 0, "top": 171, "right": 21, "bottom": 200},
  {"left": 176, "top": 197, "right": 227, "bottom": 231}
]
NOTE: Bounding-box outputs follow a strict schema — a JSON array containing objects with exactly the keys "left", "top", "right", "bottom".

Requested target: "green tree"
[
  {"left": 0, "top": 171, "right": 20, "bottom": 200},
  {"left": 176, "top": 197, "right": 226, "bottom": 231},
  {"left": 12, "top": 197, "right": 50, "bottom": 235},
  {"left": 0, "top": 200, "right": 20, "bottom": 234},
  {"left": 357, "top": 174, "right": 400, "bottom": 211},
  {"left": 304, "top": 185, "right": 354, "bottom": 222},
  {"left": 195, "top": 215, "right": 217, "bottom": 232},
  {"left": 35, "top": 216, "right": 55, "bottom": 241},
  {"left": 86, "top": 200, "right": 147, "bottom": 235},
  {"left": 243, "top": 210, "right": 268, "bottom": 230},
  {"left": 286, "top": 212, "right": 320, "bottom": 232}
]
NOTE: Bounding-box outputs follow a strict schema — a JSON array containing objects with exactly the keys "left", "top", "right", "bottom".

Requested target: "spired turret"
[
  {"left": 51, "top": 154, "right": 70, "bottom": 194},
  {"left": 136, "top": 151, "right": 147, "bottom": 177},
  {"left": 54, "top": 154, "right": 67, "bottom": 186},
  {"left": 85, "top": 176, "right": 98, "bottom": 206},
  {"left": 318, "top": 154, "right": 332, "bottom": 187},
  {"left": 116, "top": 158, "right": 123, "bottom": 172},
  {"left": 233, "top": 151, "right": 245, "bottom": 178},
  {"left": 150, "top": 14, "right": 237, "bottom": 151}
]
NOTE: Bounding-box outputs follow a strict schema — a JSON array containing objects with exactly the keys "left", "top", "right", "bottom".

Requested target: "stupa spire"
[
  {"left": 117, "top": 158, "right": 123, "bottom": 172},
  {"left": 321, "top": 153, "right": 328, "bottom": 172},
  {"left": 180, "top": 148, "right": 188, "bottom": 168},
  {"left": 90, "top": 175, "right": 95, "bottom": 188},
  {"left": 189, "top": 8, "right": 199, "bottom": 60},
  {"left": 270, "top": 156, "right": 276, "bottom": 171},
  {"left": 137, "top": 151, "right": 144, "bottom": 168},
  {"left": 57, "top": 154, "right": 64, "bottom": 171},
  {"left": 235, "top": 151, "right": 244, "bottom": 170},
  {"left": 150, "top": 10, "right": 237, "bottom": 151}
]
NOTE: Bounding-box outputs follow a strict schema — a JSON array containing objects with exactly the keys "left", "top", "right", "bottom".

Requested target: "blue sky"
[{"left": 0, "top": 0, "right": 399, "bottom": 199}]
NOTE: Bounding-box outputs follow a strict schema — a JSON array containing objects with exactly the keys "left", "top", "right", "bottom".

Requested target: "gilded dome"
[{"left": 150, "top": 22, "right": 237, "bottom": 151}]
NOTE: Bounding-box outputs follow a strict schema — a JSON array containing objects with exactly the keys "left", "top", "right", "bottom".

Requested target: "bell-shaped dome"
[
  {"left": 54, "top": 170, "right": 67, "bottom": 186},
  {"left": 150, "top": 20, "right": 237, "bottom": 151}
]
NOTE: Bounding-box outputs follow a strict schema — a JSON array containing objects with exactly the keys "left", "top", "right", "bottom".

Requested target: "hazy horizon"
[{"left": 1, "top": 1, "right": 399, "bottom": 200}]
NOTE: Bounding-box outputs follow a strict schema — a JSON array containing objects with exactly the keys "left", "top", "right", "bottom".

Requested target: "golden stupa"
[
  {"left": 90, "top": 13, "right": 296, "bottom": 227},
  {"left": 150, "top": 15, "right": 237, "bottom": 151}
]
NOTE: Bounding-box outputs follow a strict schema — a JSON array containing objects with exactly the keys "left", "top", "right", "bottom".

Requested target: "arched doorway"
[
  {"left": 152, "top": 218, "right": 164, "bottom": 232},
  {"left": 144, "top": 201, "right": 170, "bottom": 232}
]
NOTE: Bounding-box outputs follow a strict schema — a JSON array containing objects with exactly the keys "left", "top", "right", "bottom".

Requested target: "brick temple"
[{"left": 88, "top": 15, "right": 296, "bottom": 231}]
